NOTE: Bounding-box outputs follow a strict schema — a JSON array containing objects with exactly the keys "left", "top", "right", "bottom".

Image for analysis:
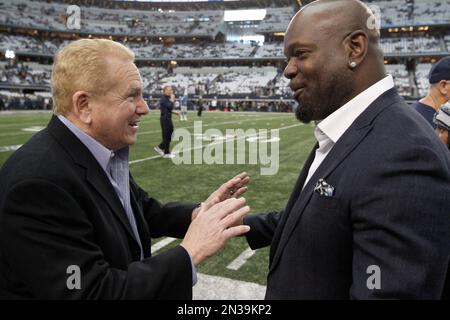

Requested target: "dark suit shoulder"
[
  {"left": 361, "top": 98, "right": 450, "bottom": 166},
  {"left": 0, "top": 127, "right": 84, "bottom": 192}
]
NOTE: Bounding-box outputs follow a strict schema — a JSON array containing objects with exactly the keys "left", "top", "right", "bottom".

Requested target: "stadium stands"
[
  {"left": 445, "top": 34, "right": 450, "bottom": 51},
  {"left": 415, "top": 63, "right": 433, "bottom": 97},
  {"left": 257, "top": 7, "right": 295, "bottom": 33},
  {"left": 0, "top": 0, "right": 449, "bottom": 107},
  {"left": 0, "top": 0, "right": 224, "bottom": 37},
  {"left": 380, "top": 36, "right": 445, "bottom": 55},
  {"left": 0, "top": 61, "right": 51, "bottom": 86},
  {"left": 1, "top": 33, "right": 448, "bottom": 60},
  {"left": 385, "top": 63, "right": 411, "bottom": 96}
]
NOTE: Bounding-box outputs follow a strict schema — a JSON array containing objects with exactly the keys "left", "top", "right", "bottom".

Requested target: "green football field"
[{"left": 0, "top": 110, "right": 315, "bottom": 285}]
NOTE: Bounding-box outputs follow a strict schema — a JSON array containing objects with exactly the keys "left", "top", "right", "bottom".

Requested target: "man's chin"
[
  {"left": 124, "top": 136, "right": 137, "bottom": 147},
  {"left": 295, "top": 105, "right": 313, "bottom": 124}
]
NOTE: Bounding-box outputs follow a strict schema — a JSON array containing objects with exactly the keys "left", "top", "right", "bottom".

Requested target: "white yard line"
[
  {"left": 150, "top": 237, "right": 177, "bottom": 254},
  {"left": 0, "top": 114, "right": 294, "bottom": 137},
  {"left": 193, "top": 273, "right": 266, "bottom": 300},
  {"left": 0, "top": 131, "right": 41, "bottom": 137},
  {"left": 137, "top": 114, "right": 294, "bottom": 136},
  {"left": 129, "top": 123, "right": 302, "bottom": 165},
  {"left": 226, "top": 247, "right": 256, "bottom": 271},
  {"left": 129, "top": 154, "right": 163, "bottom": 163},
  {"left": 150, "top": 239, "right": 266, "bottom": 299},
  {"left": 0, "top": 144, "right": 22, "bottom": 152}
]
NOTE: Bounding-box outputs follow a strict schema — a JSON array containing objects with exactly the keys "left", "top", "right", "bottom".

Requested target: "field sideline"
[{"left": 0, "top": 110, "right": 316, "bottom": 286}]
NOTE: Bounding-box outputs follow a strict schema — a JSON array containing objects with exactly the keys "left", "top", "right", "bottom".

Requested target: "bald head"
[
  {"left": 284, "top": 0, "right": 387, "bottom": 80},
  {"left": 283, "top": 0, "right": 386, "bottom": 123},
  {"left": 289, "top": 0, "right": 380, "bottom": 49}
]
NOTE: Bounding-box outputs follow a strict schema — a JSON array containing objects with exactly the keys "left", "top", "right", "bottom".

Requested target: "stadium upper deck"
[
  {"left": 0, "top": 0, "right": 449, "bottom": 38},
  {"left": 0, "top": 0, "right": 449, "bottom": 104}
]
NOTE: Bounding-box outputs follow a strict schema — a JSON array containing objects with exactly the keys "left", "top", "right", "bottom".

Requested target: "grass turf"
[{"left": 0, "top": 110, "right": 315, "bottom": 285}]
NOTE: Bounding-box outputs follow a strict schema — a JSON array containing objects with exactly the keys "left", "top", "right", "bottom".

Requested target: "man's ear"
[
  {"left": 438, "top": 80, "right": 449, "bottom": 96},
  {"left": 343, "top": 30, "right": 369, "bottom": 69},
  {"left": 72, "top": 91, "right": 92, "bottom": 124}
]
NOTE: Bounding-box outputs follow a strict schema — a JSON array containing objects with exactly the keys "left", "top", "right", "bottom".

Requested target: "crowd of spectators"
[
  {"left": 1, "top": 0, "right": 449, "bottom": 38},
  {"left": 0, "top": 60, "right": 435, "bottom": 100},
  {"left": 0, "top": 61, "right": 51, "bottom": 86},
  {"left": 1, "top": 34, "right": 448, "bottom": 61},
  {"left": 0, "top": 0, "right": 449, "bottom": 110},
  {"left": 0, "top": 0, "right": 223, "bottom": 37}
]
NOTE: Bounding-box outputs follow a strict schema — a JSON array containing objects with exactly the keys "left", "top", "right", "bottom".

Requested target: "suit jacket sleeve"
[
  {"left": 130, "top": 177, "right": 197, "bottom": 239},
  {"left": 1, "top": 178, "right": 193, "bottom": 299},
  {"left": 244, "top": 211, "right": 282, "bottom": 249},
  {"left": 349, "top": 143, "right": 450, "bottom": 299}
]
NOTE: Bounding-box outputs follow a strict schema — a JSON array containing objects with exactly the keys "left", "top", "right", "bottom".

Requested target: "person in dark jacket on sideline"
[{"left": 154, "top": 85, "right": 179, "bottom": 158}]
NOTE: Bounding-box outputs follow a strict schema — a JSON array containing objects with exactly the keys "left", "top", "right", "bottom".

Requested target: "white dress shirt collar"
[
  {"left": 318, "top": 75, "right": 394, "bottom": 144},
  {"left": 302, "top": 75, "right": 394, "bottom": 189}
]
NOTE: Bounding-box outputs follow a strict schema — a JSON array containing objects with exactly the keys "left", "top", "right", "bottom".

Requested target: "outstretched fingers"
[
  {"left": 233, "top": 172, "right": 249, "bottom": 180},
  {"left": 223, "top": 225, "right": 251, "bottom": 239},
  {"left": 232, "top": 186, "right": 248, "bottom": 198},
  {"left": 230, "top": 172, "right": 250, "bottom": 189},
  {"left": 220, "top": 204, "right": 250, "bottom": 229},
  {"left": 212, "top": 197, "right": 247, "bottom": 220}
]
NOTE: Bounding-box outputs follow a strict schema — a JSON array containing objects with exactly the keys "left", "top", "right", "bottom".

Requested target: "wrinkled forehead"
[
  {"left": 105, "top": 57, "right": 142, "bottom": 92},
  {"left": 113, "top": 60, "right": 141, "bottom": 80},
  {"left": 110, "top": 57, "right": 141, "bottom": 79}
]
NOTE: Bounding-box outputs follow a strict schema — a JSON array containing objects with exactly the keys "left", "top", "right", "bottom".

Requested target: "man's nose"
[
  {"left": 137, "top": 97, "right": 149, "bottom": 115},
  {"left": 284, "top": 60, "right": 297, "bottom": 80}
]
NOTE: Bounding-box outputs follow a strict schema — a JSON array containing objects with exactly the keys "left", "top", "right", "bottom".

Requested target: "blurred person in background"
[
  {"left": 180, "top": 88, "right": 188, "bottom": 121},
  {"left": 434, "top": 104, "right": 450, "bottom": 150},
  {"left": 412, "top": 56, "right": 450, "bottom": 128},
  {"left": 154, "top": 85, "right": 179, "bottom": 159},
  {"left": 197, "top": 94, "right": 204, "bottom": 117}
]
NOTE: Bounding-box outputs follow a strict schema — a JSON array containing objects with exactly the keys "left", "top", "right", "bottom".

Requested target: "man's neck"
[
  {"left": 351, "top": 69, "right": 387, "bottom": 104},
  {"left": 63, "top": 114, "right": 116, "bottom": 151},
  {"left": 420, "top": 90, "right": 444, "bottom": 112}
]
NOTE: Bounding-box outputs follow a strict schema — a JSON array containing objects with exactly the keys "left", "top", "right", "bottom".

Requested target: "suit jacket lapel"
[
  {"left": 47, "top": 116, "right": 137, "bottom": 243},
  {"left": 129, "top": 182, "right": 152, "bottom": 258},
  {"left": 269, "top": 142, "right": 318, "bottom": 264},
  {"left": 269, "top": 88, "right": 402, "bottom": 272},
  {"left": 84, "top": 168, "right": 137, "bottom": 242}
]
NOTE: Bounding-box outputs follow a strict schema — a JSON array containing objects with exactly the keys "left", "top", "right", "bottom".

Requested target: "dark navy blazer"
[{"left": 246, "top": 89, "right": 450, "bottom": 299}]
